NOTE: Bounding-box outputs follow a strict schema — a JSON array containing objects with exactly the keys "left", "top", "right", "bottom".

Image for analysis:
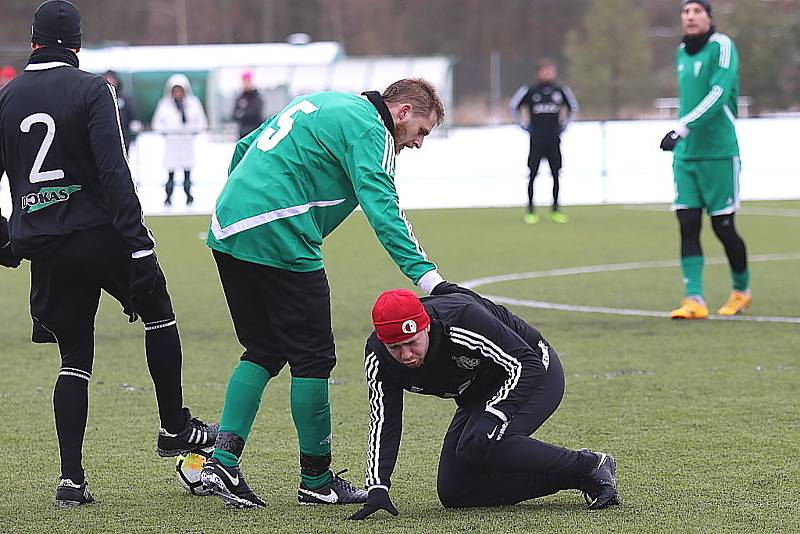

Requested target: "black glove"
[
  {"left": 0, "top": 243, "right": 21, "bottom": 268},
  {"left": 129, "top": 253, "right": 162, "bottom": 310},
  {"left": 431, "top": 281, "right": 480, "bottom": 299},
  {"left": 123, "top": 300, "right": 139, "bottom": 323},
  {"left": 659, "top": 130, "right": 681, "bottom": 151},
  {"left": 457, "top": 413, "right": 509, "bottom": 463},
  {"left": 0, "top": 217, "right": 20, "bottom": 268},
  {"left": 348, "top": 487, "right": 399, "bottom": 520}
]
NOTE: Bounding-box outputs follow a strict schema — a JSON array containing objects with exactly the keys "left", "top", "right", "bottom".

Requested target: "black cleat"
[
  {"left": 55, "top": 478, "right": 95, "bottom": 507},
  {"left": 579, "top": 450, "right": 621, "bottom": 510},
  {"left": 297, "top": 469, "right": 368, "bottom": 505},
  {"left": 157, "top": 407, "right": 218, "bottom": 457},
  {"left": 201, "top": 458, "right": 266, "bottom": 509}
]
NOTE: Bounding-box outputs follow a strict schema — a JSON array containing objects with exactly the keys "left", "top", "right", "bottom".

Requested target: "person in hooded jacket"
[{"left": 151, "top": 74, "right": 208, "bottom": 206}]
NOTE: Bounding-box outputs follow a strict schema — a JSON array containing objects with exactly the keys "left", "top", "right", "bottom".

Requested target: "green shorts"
[{"left": 672, "top": 156, "right": 741, "bottom": 215}]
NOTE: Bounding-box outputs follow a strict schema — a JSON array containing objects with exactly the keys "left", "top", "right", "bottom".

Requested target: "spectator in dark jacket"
[
  {"left": 232, "top": 71, "right": 264, "bottom": 139},
  {"left": 103, "top": 70, "right": 141, "bottom": 153}
]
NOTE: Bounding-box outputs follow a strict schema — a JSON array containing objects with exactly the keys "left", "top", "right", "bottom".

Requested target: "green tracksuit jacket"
[
  {"left": 674, "top": 32, "right": 740, "bottom": 160},
  {"left": 207, "top": 91, "right": 440, "bottom": 288}
]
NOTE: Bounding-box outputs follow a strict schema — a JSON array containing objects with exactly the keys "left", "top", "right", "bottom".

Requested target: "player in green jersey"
[
  {"left": 200, "top": 79, "right": 456, "bottom": 508},
  {"left": 660, "top": 0, "right": 751, "bottom": 320}
]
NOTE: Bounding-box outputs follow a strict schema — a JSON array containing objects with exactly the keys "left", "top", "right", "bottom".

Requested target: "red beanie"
[{"left": 372, "top": 289, "right": 431, "bottom": 344}]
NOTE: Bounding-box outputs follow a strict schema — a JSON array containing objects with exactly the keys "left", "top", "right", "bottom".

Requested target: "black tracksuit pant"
[
  {"left": 436, "top": 349, "right": 596, "bottom": 507},
  {"left": 527, "top": 135, "right": 563, "bottom": 212}
]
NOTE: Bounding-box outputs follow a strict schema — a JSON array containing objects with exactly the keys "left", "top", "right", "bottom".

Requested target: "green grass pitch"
[{"left": 1, "top": 201, "right": 798, "bottom": 533}]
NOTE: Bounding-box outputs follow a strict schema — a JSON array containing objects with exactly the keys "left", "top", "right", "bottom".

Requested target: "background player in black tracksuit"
[
  {"left": 0, "top": 0, "right": 215, "bottom": 506},
  {"left": 349, "top": 286, "right": 620, "bottom": 520},
  {"left": 510, "top": 59, "right": 579, "bottom": 224}
]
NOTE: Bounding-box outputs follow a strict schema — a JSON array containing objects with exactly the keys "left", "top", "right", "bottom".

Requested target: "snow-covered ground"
[{"left": 2, "top": 118, "right": 798, "bottom": 217}]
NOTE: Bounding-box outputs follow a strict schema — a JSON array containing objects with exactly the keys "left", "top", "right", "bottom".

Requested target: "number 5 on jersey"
[{"left": 256, "top": 100, "right": 319, "bottom": 153}]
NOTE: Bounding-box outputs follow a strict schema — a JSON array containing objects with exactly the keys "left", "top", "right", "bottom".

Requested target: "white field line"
[
  {"left": 461, "top": 254, "right": 800, "bottom": 324},
  {"left": 623, "top": 205, "right": 800, "bottom": 217}
]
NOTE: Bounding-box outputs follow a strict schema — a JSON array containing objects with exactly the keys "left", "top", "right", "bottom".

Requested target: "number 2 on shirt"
[
  {"left": 20, "top": 112, "right": 65, "bottom": 183},
  {"left": 256, "top": 100, "right": 319, "bottom": 153}
]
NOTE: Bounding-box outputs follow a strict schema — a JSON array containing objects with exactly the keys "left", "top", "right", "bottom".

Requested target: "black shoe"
[
  {"left": 579, "top": 450, "right": 621, "bottom": 510},
  {"left": 201, "top": 458, "right": 266, "bottom": 509},
  {"left": 164, "top": 197, "right": 172, "bottom": 207},
  {"left": 297, "top": 469, "right": 368, "bottom": 505},
  {"left": 186, "top": 195, "right": 194, "bottom": 206},
  {"left": 157, "top": 407, "right": 219, "bottom": 457},
  {"left": 55, "top": 478, "right": 95, "bottom": 507}
]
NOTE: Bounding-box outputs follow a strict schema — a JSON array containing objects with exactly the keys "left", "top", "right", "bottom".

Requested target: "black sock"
[
  {"left": 527, "top": 176, "right": 536, "bottom": 213},
  {"left": 183, "top": 170, "right": 192, "bottom": 200},
  {"left": 552, "top": 169, "right": 560, "bottom": 211},
  {"left": 165, "top": 171, "right": 175, "bottom": 201},
  {"left": 145, "top": 322, "right": 185, "bottom": 432},
  {"left": 54, "top": 372, "right": 90, "bottom": 484}
]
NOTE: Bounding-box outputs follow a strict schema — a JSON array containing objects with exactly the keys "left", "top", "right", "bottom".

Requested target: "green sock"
[
  {"left": 680, "top": 255, "right": 704, "bottom": 298},
  {"left": 211, "top": 361, "right": 271, "bottom": 467},
  {"left": 291, "top": 377, "right": 332, "bottom": 489},
  {"left": 732, "top": 268, "right": 750, "bottom": 292}
]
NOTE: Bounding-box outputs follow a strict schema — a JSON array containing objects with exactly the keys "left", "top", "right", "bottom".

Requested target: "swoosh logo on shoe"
[
  {"left": 300, "top": 487, "right": 338, "bottom": 503},
  {"left": 487, "top": 427, "right": 497, "bottom": 440},
  {"left": 221, "top": 468, "right": 239, "bottom": 487}
]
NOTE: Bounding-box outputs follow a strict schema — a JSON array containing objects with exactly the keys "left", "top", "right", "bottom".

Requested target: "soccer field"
[{"left": 1, "top": 202, "right": 798, "bottom": 533}]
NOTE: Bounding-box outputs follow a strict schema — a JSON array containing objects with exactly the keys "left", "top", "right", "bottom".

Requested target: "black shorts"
[
  {"left": 528, "top": 136, "right": 562, "bottom": 172},
  {"left": 29, "top": 225, "right": 174, "bottom": 362},
  {"left": 212, "top": 250, "right": 336, "bottom": 379}
]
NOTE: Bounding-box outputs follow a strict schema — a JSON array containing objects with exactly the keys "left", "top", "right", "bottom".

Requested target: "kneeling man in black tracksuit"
[{"left": 349, "top": 286, "right": 621, "bottom": 520}]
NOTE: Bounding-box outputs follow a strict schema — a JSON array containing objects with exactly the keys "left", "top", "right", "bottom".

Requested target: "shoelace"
[
  {"left": 331, "top": 469, "right": 360, "bottom": 492},
  {"left": 189, "top": 417, "right": 205, "bottom": 428}
]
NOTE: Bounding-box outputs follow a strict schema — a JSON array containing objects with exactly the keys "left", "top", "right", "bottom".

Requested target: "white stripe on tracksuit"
[
  {"left": 448, "top": 327, "right": 522, "bottom": 418},
  {"left": 679, "top": 85, "right": 723, "bottom": 128},
  {"left": 710, "top": 33, "right": 732, "bottom": 69},
  {"left": 364, "top": 351, "right": 386, "bottom": 488}
]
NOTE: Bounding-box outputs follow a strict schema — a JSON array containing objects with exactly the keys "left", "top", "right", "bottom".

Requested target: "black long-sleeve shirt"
[
  {"left": 0, "top": 47, "right": 153, "bottom": 259},
  {"left": 232, "top": 88, "right": 264, "bottom": 139},
  {"left": 363, "top": 292, "right": 552, "bottom": 490},
  {"left": 510, "top": 81, "right": 579, "bottom": 140}
]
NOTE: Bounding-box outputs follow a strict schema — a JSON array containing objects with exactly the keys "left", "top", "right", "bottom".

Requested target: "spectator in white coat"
[{"left": 152, "top": 74, "right": 208, "bottom": 206}]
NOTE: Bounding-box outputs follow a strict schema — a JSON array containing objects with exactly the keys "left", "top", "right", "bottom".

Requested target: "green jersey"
[
  {"left": 674, "top": 32, "right": 740, "bottom": 160},
  {"left": 207, "top": 91, "right": 439, "bottom": 287}
]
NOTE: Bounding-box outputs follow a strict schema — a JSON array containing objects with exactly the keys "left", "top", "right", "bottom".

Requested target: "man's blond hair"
[{"left": 382, "top": 78, "right": 445, "bottom": 126}]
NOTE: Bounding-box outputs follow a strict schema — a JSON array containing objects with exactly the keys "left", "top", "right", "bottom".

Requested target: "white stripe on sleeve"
[
  {"left": 365, "top": 352, "right": 386, "bottom": 488},
  {"left": 449, "top": 327, "right": 522, "bottom": 414}
]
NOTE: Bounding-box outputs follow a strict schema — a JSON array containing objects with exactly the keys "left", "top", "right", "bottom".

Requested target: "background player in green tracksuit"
[
  {"left": 660, "top": 0, "right": 751, "bottom": 320},
  {"left": 200, "top": 79, "right": 451, "bottom": 508}
]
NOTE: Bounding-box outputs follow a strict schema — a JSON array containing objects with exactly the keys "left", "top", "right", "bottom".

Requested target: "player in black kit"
[
  {"left": 510, "top": 59, "right": 579, "bottom": 224},
  {"left": 0, "top": 0, "right": 216, "bottom": 506},
  {"left": 349, "top": 286, "right": 620, "bottom": 520}
]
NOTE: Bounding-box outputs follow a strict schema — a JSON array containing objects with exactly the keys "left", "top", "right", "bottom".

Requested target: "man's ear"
[{"left": 398, "top": 103, "right": 413, "bottom": 120}]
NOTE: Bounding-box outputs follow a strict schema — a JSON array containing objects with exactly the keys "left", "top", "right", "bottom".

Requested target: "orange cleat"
[
  {"left": 718, "top": 290, "right": 752, "bottom": 316},
  {"left": 670, "top": 297, "right": 709, "bottom": 320}
]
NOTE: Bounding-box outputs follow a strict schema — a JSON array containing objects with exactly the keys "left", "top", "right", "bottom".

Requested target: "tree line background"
[{"left": 2, "top": 0, "right": 799, "bottom": 124}]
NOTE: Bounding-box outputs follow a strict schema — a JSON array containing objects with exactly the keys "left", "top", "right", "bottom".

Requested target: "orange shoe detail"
[
  {"left": 718, "top": 291, "right": 752, "bottom": 316},
  {"left": 670, "top": 298, "right": 709, "bottom": 320}
]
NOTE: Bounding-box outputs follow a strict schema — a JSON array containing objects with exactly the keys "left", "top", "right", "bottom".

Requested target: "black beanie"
[
  {"left": 682, "top": 0, "right": 712, "bottom": 16},
  {"left": 32, "top": 0, "right": 82, "bottom": 49}
]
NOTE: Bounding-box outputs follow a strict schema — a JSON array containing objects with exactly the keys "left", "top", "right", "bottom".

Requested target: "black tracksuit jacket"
[
  {"left": 0, "top": 47, "right": 153, "bottom": 260},
  {"left": 363, "top": 292, "right": 552, "bottom": 489}
]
